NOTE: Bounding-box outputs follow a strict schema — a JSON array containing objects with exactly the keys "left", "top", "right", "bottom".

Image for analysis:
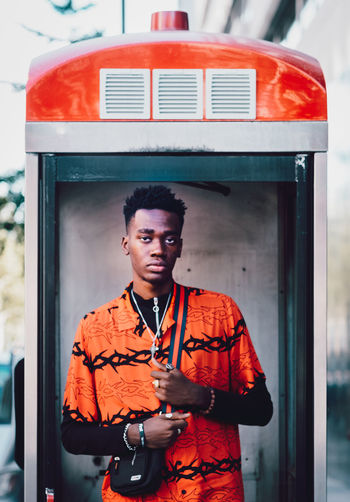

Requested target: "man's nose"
[{"left": 150, "top": 239, "right": 165, "bottom": 256}]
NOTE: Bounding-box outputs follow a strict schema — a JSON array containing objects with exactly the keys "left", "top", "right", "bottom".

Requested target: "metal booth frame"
[{"left": 25, "top": 120, "right": 327, "bottom": 502}]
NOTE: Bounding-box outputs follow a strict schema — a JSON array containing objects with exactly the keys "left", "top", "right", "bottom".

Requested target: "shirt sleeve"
[
  {"left": 62, "top": 318, "right": 100, "bottom": 424},
  {"left": 208, "top": 296, "right": 272, "bottom": 425},
  {"left": 61, "top": 414, "right": 131, "bottom": 456},
  {"left": 62, "top": 319, "right": 135, "bottom": 456},
  {"left": 210, "top": 380, "right": 273, "bottom": 426},
  {"left": 225, "top": 297, "right": 266, "bottom": 395}
]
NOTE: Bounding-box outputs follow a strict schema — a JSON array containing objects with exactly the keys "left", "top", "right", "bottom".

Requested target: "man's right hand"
[{"left": 127, "top": 411, "right": 190, "bottom": 449}]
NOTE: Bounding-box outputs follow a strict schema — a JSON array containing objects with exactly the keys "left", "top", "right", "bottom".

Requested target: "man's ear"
[
  {"left": 121, "top": 236, "right": 129, "bottom": 255},
  {"left": 177, "top": 238, "right": 183, "bottom": 258}
]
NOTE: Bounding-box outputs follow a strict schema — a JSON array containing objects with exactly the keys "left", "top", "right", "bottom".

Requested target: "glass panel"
[
  {"left": 327, "top": 74, "right": 350, "bottom": 502},
  {"left": 0, "top": 354, "right": 12, "bottom": 424},
  {"left": 58, "top": 181, "right": 279, "bottom": 501}
]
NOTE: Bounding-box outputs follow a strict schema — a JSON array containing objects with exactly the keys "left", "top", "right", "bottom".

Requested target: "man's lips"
[{"left": 147, "top": 261, "right": 168, "bottom": 271}]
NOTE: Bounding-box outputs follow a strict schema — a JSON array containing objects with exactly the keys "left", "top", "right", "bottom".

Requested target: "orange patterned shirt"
[{"left": 63, "top": 283, "right": 265, "bottom": 501}]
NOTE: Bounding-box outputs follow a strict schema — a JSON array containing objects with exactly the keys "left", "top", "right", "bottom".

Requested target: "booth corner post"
[{"left": 25, "top": 10, "right": 327, "bottom": 502}]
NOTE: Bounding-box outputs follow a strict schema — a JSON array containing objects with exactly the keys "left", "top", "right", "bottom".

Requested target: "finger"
[
  {"left": 158, "top": 416, "right": 188, "bottom": 431},
  {"left": 159, "top": 411, "right": 173, "bottom": 419},
  {"left": 170, "top": 411, "right": 191, "bottom": 419},
  {"left": 151, "top": 370, "right": 169, "bottom": 380},
  {"left": 151, "top": 357, "right": 167, "bottom": 371},
  {"left": 159, "top": 411, "right": 191, "bottom": 420},
  {"left": 151, "top": 369, "right": 181, "bottom": 381},
  {"left": 155, "top": 390, "right": 167, "bottom": 402},
  {"left": 169, "top": 419, "right": 189, "bottom": 431}
]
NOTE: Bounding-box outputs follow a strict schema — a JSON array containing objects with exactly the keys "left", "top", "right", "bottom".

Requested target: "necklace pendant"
[
  {"left": 150, "top": 344, "right": 159, "bottom": 358},
  {"left": 153, "top": 297, "right": 160, "bottom": 313},
  {"left": 131, "top": 289, "right": 171, "bottom": 353}
]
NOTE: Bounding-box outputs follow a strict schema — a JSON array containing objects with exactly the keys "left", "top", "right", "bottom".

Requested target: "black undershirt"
[
  {"left": 61, "top": 291, "right": 273, "bottom": 456},
  {"left": 130, "top": 290, "right": 172, "bottom": 337}
]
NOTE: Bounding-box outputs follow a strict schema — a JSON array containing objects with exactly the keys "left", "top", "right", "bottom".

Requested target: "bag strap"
[{"left": 162, "top": 284, "right": 189, "bottom": 414}]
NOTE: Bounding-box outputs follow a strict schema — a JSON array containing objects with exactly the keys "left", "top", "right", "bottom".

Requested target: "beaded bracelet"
[
  {"left": 123, "top": 423, "right": 137, "bottom": 451},
  {"left": 138, "top": 422, "right": 145, "bottom": 448},
  {"left": 201, "top": 387, "right": 215, "bottom": 415}
]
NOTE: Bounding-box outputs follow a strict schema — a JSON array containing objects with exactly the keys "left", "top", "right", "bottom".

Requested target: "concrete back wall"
[{"left": 59, "top": 181, "right": 279, "bottom": 501}]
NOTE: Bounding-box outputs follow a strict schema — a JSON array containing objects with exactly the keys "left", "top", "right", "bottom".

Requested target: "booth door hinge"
[
  {"left": 295, "top": 154, "right": 307, "bottom": 182},
  {"left": 45, "top": 488, "right": 54, "bottom": 501}
]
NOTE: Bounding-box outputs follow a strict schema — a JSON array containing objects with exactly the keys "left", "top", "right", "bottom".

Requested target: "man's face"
[{"left": 122, "top": 209, "right": 183, "bottom": 287}]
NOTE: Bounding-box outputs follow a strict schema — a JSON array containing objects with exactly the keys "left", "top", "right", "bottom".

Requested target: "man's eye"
[
  {"left": 140, "top": 236, "right": 151, "bottom": 242},
  {"left": 165, "top": 237, "right": 176, "bottom": 245}
]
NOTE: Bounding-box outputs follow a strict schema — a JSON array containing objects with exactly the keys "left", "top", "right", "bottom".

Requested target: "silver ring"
[
  {"left": 177, "top": 428, "right": 181, "bottom": 435},
  {"left": 166, "top": 363, "right": 175, "bottom": 372}
]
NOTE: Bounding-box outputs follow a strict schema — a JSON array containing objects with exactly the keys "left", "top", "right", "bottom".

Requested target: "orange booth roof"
[{"left": 26, "top": 30, "right": 327, "bottom": 122}]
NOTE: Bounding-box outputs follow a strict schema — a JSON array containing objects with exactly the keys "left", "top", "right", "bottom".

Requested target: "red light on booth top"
[{"left": 151, "top": 11, "right": 189, "bottom": 31}]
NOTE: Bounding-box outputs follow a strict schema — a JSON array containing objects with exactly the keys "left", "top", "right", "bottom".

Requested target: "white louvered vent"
[
  {"left": 206, "top": 69, "right": 256, "bottom": 119},
  {"left": 153, "top": 69, "right": 203, "bottom": 119},
  {"left": 100, "top": 69, "right": 150, "bottom": 119}
]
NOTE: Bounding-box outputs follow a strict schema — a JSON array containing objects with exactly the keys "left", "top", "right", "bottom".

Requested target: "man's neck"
[{"left": 132, "top": 278, "right": 174, "bottom": 300}]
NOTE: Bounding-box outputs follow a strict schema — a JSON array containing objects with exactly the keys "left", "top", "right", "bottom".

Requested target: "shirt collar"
[{"left": 117, "top": 282, "right": 177, "bottom": 335}]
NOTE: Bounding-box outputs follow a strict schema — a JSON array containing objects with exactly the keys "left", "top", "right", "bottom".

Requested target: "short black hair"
[{"left": 123, "top": 185, "right": 187, "bottom": 230}]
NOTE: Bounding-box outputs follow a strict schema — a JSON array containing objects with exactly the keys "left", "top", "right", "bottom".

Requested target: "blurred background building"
[
  {"left": 187, "top": 1, "right": 350, "bottom": 500},
  {"left": 188, "top": 1, "right": 350, "bottom": 499},
  {"left": 1, "top": 0, "right": 349, "bottom": 500}
]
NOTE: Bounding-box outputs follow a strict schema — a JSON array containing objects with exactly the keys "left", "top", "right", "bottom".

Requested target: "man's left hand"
[{"left": 151, "top": 358, "right": 210, "bottom": 410}]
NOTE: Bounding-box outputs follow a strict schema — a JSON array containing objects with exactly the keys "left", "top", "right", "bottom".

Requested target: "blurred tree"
[
  {"left": 0, "top": 1, "right": 104, "bottom": 351},
  {"left": 20, "top": 24, "right": 103, "bottom": 43},
  {"left": 0, "top": 0, "right": 103, "bottom": 245},
  {"left": 0, "top": 169, "right": 24, "bottom": 351},
  {"left": 0, "top": 81, "right": 26, "bottom": 92},
  {"left": 0, "top": 169, "right": 24, "bottom": 255},
  {"left": 21, "top": 0, "right": 103, "bottom": 43},
  {"left": 0, "top": 234, "right": 24, "bottom": 351},
  {"left": 48, "top": 0, "right": 96, "bottom": 15}
]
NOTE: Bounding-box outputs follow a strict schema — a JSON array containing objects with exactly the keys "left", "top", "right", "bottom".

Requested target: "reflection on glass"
[
  {"left": 327, "top": 74, "right": 350, "bottom": 502},
  {"left": 0, "top": 353, "right": 23, "bottom": 501},
  {"left": 0, "top": 357, "right": 12, "bottom": 424}
]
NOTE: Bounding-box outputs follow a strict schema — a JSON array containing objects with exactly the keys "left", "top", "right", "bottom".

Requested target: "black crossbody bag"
[
  {"left": 110, "top": 446, "right": 164, "bottom": 496},
  {"left": 110, "top": 285, "right": 189, "bottom": 496}
]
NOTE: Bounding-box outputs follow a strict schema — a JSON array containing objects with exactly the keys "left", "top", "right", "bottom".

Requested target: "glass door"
[{"left": 38, "top": 153, "right": 313, "bottom": 501}]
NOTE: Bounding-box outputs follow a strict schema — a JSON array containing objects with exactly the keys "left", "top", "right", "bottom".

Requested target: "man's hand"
[
  {"left": 128, "top": 412, "right": 190, "bottom": 449},
  {"left": 150, "top": 358, "right": 210, "bottom": 410}
]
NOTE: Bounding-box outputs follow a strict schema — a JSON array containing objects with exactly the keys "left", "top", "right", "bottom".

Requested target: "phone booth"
[{"left": 25, "top": 11, "right": 327, "bottom": 502}]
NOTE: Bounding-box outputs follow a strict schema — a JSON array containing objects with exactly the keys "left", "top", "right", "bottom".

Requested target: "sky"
[
  {"left": 0, "top": 0, "right": 179, "bottom": 176},
  {"left": 1, "top": 0, "right": 349, "bottom": 216}
]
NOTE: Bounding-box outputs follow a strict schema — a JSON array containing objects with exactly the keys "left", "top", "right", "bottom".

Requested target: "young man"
[{"left": 62, "top": 185, "right": 273, "bottom": 501}]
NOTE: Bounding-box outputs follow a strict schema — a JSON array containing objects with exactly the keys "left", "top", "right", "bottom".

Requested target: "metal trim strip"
[
  {"left": 40, "top": 156, "right": 60, "bottom": 496},
  {"left": 313, "top": 152, "right": 327, "bottom": 502},
  {"left": 293, "top": 153, "right": 313, "bottom": 497},
  {"left": 25, "top": 121, "right": 328, "bottom": 153},
  {"left": 54, "top": 154, "right": 297, "bottom": 183},
  {"left": 24, "top": 153, "right": 38, "bottom": 502}
]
